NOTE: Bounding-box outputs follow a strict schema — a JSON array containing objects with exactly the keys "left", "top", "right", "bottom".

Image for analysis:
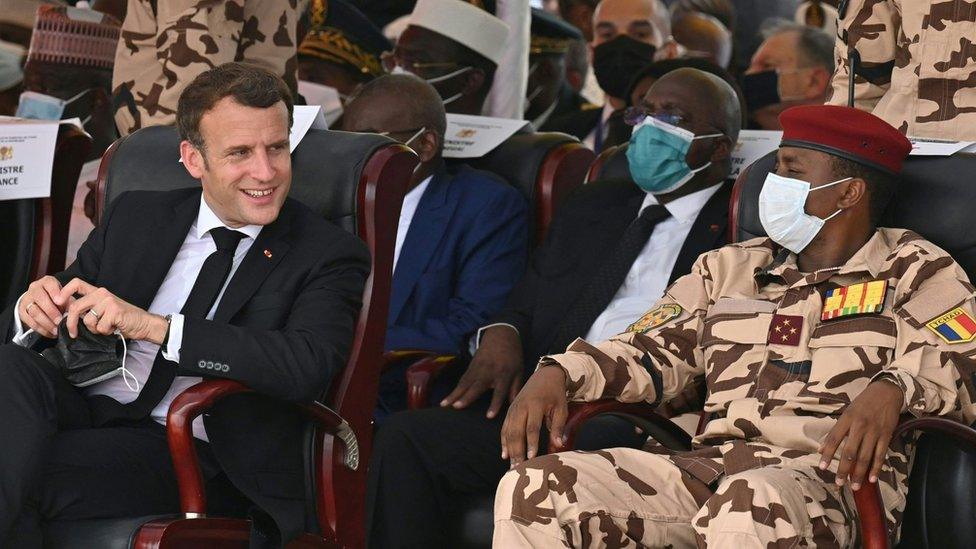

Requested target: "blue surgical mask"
[
  {"left": 16, "top": 88, "right": 91, "bottom": 121},
  {"left": 625, "top": 116, "right": 722, "bottom": 194}
]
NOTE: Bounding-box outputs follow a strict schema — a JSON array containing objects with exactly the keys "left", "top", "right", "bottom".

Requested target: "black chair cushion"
[
  {"left": 734, "top": 152, "right": 976, "bottom": 281},
  {"left": 593, "top": 143, "right": 631, "bottom": 182},
  {"left": 449, "top": 493, "right": 495, "bottom": 549},
  {"left": 43, "top": 514, "right": 173, "bottom": 549},
  {"left": 104, "top": 126, "right": 395, "bottom": 234},
  {"left": 0, "top": 199, "right": 34, "bottom": 309}
]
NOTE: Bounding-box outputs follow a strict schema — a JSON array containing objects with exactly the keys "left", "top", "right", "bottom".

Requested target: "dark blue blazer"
[{"left": 386, "top": 164, "right": 529, "bottom": 353}]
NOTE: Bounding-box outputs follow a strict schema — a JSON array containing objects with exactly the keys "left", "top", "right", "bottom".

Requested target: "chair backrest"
[
  {"left": 460, "top": 131, "right": 594, "bottom": 245},
  {"left": 730, "top": 151, "right": 976, "bottom": 281},
  {"left": 0, "top": 125, "right": 91, "bottom": 308},
  {"left": 94, "top": 125, "right": 417, "bottom": 547},
  {"left": 586, "top": 143, "right": 630, "bottom": 183}
]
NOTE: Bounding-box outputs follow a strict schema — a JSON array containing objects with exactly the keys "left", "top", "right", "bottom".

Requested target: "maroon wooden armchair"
[
  {"left": 554, "top": 150, "right": 976, "bottom": 549},
  {"left": 0, "top": 124, "right": 91, "bottom": 308},
  {"left": 46, "top": 126, "right": 417, "bottom": 548},
  {"left": 392, "top": 132, "right": 596, "bottom": 410}
]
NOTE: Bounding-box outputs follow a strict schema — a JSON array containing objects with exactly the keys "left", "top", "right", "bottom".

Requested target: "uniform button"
[
  {"left": 206, "top": 361, "right": 214, "bottom": 369},
  {"left": 198, "top": 360, "right": 206, "bottom": 369},
  {"left": 221, "top": 364, "right": 230, "bottom": 372}
]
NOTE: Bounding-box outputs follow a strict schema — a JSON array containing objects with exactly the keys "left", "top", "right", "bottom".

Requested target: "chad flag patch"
[
  {"left": 927, "top": 308, "right": 976, "bottom": 344},
  {"left": 822, "top": 280, "right": 887, "bottom": 321}
]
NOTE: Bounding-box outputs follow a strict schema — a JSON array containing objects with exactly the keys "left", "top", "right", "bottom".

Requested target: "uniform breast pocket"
[
  {"left": 701, "top": 299, "right": 776, "bottom": 398},
  {"left": 800, "top": 316, "right": 897, "bottom": 404}
]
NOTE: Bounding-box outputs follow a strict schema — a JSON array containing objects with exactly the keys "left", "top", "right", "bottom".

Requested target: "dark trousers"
[
  {"left": 0, "top": 344, "right": 228, "bottom": 547},
  {"left": 366, "top": 395, "right": 645, "bottom": 548}
]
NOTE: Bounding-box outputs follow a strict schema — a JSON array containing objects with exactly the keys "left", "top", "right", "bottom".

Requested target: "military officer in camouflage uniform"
[
  {"left": 111, "top": 0, "right": 298, "bottom": 136},
  {"left": 827, "top": 0, "right": 976, "bottom": 140},
  {"left": 495, "top": 105, "right": 976, "bottom": 547}
]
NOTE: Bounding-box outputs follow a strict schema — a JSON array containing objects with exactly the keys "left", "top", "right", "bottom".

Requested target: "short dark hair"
[
  {"left": 177, "top": 62, "right": 294, "bottom": 151},
  {"left": 830, "top": 156, "right": 898, "bottom": 224}
]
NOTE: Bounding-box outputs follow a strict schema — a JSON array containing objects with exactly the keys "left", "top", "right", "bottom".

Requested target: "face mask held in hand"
[
  {"left": 625, "top": 116, "right": 721, "bottom": 195},
  {"left": 758, "top": 172, "right": 851, "bottom": 254}
]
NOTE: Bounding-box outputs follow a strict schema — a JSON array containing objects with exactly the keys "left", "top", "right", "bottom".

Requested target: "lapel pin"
[{"left": 263, "top": 249, "right": 273, "bottom": 259}]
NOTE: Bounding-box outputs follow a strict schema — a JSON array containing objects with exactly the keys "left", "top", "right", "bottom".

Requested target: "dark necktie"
[
  {"left": 122, "top": 227, "right": 246, "bottom": 419},
  {"left": 550, "top": 204, "right": 671, "bottom": 352}
]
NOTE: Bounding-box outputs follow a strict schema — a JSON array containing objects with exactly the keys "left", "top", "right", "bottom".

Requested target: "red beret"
[{"left": 778, "top": 105, "right": 912, "bottom": 175}]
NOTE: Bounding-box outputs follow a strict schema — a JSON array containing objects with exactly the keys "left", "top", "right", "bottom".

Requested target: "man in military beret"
[
  {"left": 111, "top": 0, "right": 298, "bottom": 136},
  {"left": 497, "top": 105, "right": 976, "bottom": 546},
  {"left": 527, "top": 8, "right": 592, "bottom": 129},
  {"left": 828, "top": 0, "right": 976, "bottom": 140},
  {"left": 298, "top": 0, "right": 390, "bottom": 102}
]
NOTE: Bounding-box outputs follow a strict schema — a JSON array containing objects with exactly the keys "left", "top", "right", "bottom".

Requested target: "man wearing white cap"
[{"left": 384, "top": 0, "right": 510, "bottom": 115}]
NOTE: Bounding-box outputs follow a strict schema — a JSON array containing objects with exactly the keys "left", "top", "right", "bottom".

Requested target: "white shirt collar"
[
  {"left": 601, "top": 102, "right": 615, "bottom": 124},
  {"left": 640, "top": 183, "right": 723, "bottom": 224},
  {"left": 404, "top": 175, "right": 433, "bottom": 204},
  {"left": 194, "top": 195, "right": 263, "bottom": 241}
]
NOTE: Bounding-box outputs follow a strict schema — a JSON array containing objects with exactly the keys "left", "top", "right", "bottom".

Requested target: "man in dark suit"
[
  {"left": 341, "top": 74, "right": 529, "bottom": 417},
  {"left": 526, "top": 8, "right": 592, "bottom": 129},
  {"left": 0, "top": 63, "right": 370, "bottom": 546},
  {"left": 367, "top": 67, "right": 742, "bottom": 547}
]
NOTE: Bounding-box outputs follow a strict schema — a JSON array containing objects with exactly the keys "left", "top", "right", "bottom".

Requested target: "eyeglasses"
[
  {"left": 623, "top": 107, "right": 686, "bottom": 127},
  {"left": 380, "top": 50, "right": 461, "bottom": 79}
]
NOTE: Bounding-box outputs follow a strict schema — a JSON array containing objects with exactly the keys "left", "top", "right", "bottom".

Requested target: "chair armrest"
[
  {"left": 166, "top": 379, "right": 359, "bottom": 517},
  {"left": 855, "top": 416, "right": 976, "bottom": 549},
  {"left": 548, "top": 399, "right": 693, "bottom": 454},
  {"left": 405, "top": 354, "right": 459, "bottom": 410},
  {"left": 381, "top": 350, "right": 439, "bottom": 371}
]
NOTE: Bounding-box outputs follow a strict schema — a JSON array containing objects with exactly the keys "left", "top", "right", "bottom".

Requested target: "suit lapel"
[
  {"left": 388, "top": 169, "right": 457, "bottom": 322},
  {"left": 213, "top": 203, "right": 293, "bottom": 322},
  {"left": 117, "top": 191, "right": 198, "bottom": 310},
  {"left": 668, "top": 182, "right": 732, "bottom": 285}
]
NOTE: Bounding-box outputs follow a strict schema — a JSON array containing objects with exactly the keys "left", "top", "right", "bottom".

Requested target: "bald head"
[
  {"left": 646, "top": 67, "right": 740, "bottom": 142},
  {"left": 672, "top": 13, "right": 732, "bottom": 69},
  {"left": 342, "top": 74, "right": 447, "bottom": 140},
  {"left": 592, "top": 0, "right": 670, "bottom": 47}
]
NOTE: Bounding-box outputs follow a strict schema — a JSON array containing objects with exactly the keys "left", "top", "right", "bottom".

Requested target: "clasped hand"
[{"left": 19, "top": 276, "right": 167, "bottom": 344}]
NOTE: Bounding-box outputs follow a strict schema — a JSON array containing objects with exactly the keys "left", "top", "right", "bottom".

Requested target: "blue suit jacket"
[{"left": 386, "top": 164, "right": 529, "bottom": 354}]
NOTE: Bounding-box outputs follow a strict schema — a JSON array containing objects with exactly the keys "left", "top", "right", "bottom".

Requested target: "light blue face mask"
[
  {"left": 625, "top": 116, "right": 722, "bottom": 195},
  {"left": 16, "top": 88, "right": 91, "bottom": 122}
]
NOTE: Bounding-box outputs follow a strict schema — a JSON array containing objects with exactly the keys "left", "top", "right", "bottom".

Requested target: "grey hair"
[{"left": 761, "top": 19, "right": 835, "bottom": 73}]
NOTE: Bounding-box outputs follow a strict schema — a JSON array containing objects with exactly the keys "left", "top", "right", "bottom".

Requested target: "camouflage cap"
[
  {"left": 27, "top": 5, "right": 120, "bottom": 70},
  {"left": 299, "top": 0, "right": 391, "bottom": 77}
]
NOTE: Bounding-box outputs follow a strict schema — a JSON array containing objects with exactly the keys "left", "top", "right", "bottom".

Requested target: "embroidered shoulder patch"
[
  {"left": 821, "top": 280, "right": 887, "bottom": 321},
  {"left": 628, "top": 304, "right": 682, "bottom": 333},
  {"left": 926, "top": 307, "right": 976, "bottom": 344}
]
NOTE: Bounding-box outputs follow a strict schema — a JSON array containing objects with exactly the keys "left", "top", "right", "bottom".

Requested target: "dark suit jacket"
[
  {"left": 0, "top": 188, "right": 370, "bottom": 544},
  {"left": 541, "top": 104, "right": 601, "bottom": 142},
  {"left": 490, "top": 178, "right": 733, "bottom": 375},
  {"left": 387, "top": 165, "right": 528, "bottom": 353}
]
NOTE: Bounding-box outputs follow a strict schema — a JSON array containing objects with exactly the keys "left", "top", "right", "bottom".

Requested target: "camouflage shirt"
[
  {"left": 827, "top": 0, "right": 976, "bottom": 140},
  {"left": 112, "top": 0, "right": 298, "bottom": 136},
  {"left": 541, "top": 229, "right": 976, "bottom": 533}
]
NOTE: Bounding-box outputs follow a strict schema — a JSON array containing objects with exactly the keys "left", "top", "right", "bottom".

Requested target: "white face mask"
[
  {"left": 297, "top": 80, "right": 345, "bottom": 126},
  {"left": 390, "top": 64, "right": 469, "bottom": 105},
  {"left": 758, "top": 173, "right": 851, "bottom": 254}
]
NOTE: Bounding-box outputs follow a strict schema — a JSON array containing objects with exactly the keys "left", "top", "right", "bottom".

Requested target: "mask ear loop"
[{"left": 115, "top": 330, "right": 140, "bottom": 393}]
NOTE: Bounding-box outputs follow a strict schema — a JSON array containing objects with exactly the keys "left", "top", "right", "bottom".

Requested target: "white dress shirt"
[
  {"left": 476, "top": 182, "right": 722, "bottom": 348},
  {"left": 13, "top": 196, "right": 261, "bottom": 441},
  {"left": 584, "top": 184, "right": 722, "bottom": 342},
  {"left": 582, "top": 103, "right": 616, "bottom": 151},
  {"left": 393, "top": 175, "right": 432, "bottom": 271}
]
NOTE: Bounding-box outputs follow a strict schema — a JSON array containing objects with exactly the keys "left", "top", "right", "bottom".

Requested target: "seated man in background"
[
  {"left": 528, "top": 8, "right": 591, "bottom": 129},
  {"left": 743, "top": 21, "right": 833, "bottom": 130},
  {"left": 496, "top": 105, "right": 970, "bottom": 547},
  {"left": 297, "top": 0, "right": 390, "bottom": 106},
  {"left": 669, "top": 11, "right": 732, "bottom": 69},
  {"left": 341, "top": 74, "right": 529, "bottom": 418},
  {"left": 367, "top": 67, "right": 740, "bottom": 547},
  {"left": 384, "top": 0, "right": 509, "bottom": 115},
  {"left": 0, "top": 63, "right": 370, "bottom": 547}
]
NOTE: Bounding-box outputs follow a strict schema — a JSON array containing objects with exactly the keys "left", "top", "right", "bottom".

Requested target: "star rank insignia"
[{"left": 768, "top": 314, "right": 803, "bottom": 346}]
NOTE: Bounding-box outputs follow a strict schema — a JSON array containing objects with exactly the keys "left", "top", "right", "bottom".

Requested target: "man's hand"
[
  {"left": 59, "top": 278, "right": 169, "bottom": 344},
  {"left": 18, "top": 276, "right": 65, "bottom": 338},
  {"left": 500, "top": 365, "right": 569, "bottom": 468},
  {"left": 819, "top": 380, "right": 904, "bottom": 491},
  {"left": 441, "top": 325, "right": 524, "bottom": 418}
]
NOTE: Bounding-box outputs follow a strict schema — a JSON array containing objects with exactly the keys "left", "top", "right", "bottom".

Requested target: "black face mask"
[
  {"left": 741, "top": 70, "right": 782, "bottom": 113},
  {"left": 592, "top": 35, "right": 657, "bottom": 100},
  {"left": 41, "top": 317, "right": 130, "bottom": 388}
]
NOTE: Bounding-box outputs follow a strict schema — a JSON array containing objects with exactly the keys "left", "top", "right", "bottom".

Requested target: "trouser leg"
[
  {"left": 493, "top": 448, "right": 708, "bottom": 548},
  {"left": 0, "top": 344, "right": 91, "bottom": 543},
  {"left": 693, "top": 465, "right": 857, "bottom": 548}
]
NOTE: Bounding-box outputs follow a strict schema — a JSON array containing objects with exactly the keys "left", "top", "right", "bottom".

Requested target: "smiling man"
[{"left": 0, "top": 62, "right": 370, "bottom": 546}]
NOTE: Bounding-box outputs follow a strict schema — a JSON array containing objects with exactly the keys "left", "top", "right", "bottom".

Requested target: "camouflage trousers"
[{"left": 493, "top": 448, "right": 859, "bottom": 548}]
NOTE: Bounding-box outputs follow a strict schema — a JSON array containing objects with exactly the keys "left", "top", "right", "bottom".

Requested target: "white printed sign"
[
  {"left": 730, "top": 130, "right": 782, "bottom": 179},
  {"left": 443, "top": 114, "right": 528, "bottom": 158},
  {"left": 0, "top": 119, "right": 59, "bottom": 201},
  {"left": 910, "top": 137, "right": 974, "bottom": 156}
]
